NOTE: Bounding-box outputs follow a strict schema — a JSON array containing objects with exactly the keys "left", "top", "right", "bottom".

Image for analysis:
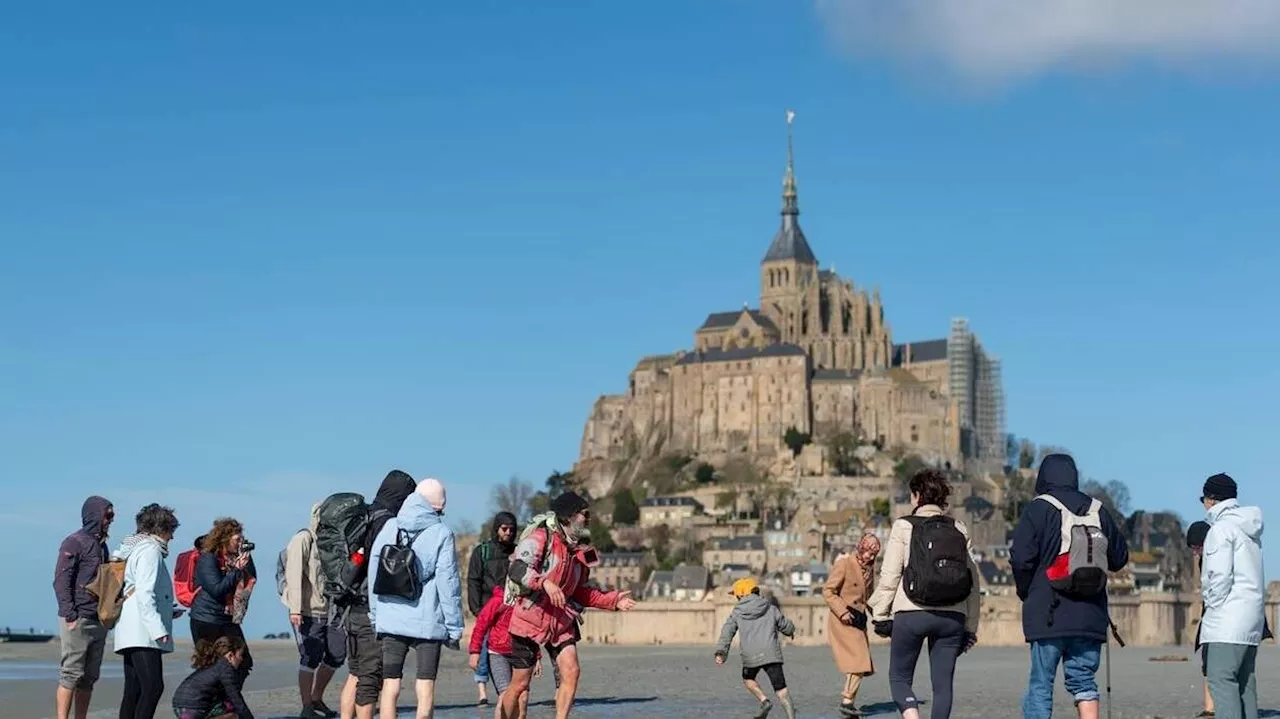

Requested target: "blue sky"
[{"left": 3, "top": 3, "right": 1278, "bottom": 638}]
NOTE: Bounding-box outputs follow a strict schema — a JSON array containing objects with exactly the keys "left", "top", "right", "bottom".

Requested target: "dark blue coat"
[
  {"left": 190, "top": 552, "right": 254, "bottom": 625},
  {"left": 1010, "top": 454, "right": 1129, "bottom": 644}
]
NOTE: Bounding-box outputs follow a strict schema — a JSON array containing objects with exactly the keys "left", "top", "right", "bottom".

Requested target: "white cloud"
[{"left": 814, "top": 0, "right": 1280, "bottom": 84}]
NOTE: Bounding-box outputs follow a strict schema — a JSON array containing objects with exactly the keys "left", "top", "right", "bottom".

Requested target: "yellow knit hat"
[{"left": 730, "top": 577, "right": 759, "bottom": 598}]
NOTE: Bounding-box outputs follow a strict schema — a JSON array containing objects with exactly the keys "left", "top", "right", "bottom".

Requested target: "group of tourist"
[
  {"left": 50, "top": 458, "right": 1267, "bottom": 719},
  {"left": 52, "top": 470, "right": 637, "bottom": 719},
  {"left": 714, "top": 456, "right": 1266, "bottom": 719}
]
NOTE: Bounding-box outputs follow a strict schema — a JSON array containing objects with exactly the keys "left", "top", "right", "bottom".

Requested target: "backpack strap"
[{"left": 1036, "top": 494, "right": 1103, "bottom": 552}]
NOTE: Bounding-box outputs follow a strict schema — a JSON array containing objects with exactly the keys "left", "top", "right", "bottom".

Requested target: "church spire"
[{"left": 782, "top": 109, "right": 799, "bottom": 216}]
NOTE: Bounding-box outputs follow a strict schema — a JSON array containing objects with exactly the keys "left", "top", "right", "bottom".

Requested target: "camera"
[{"left": 241, "top": 541, "right": 255, "bottom": 553}]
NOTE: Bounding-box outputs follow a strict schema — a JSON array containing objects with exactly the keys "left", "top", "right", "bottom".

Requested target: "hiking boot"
[
  {"left": 299, "top": 706, "right": 326, "bottom": 719},
  {"left": 752, "top": 699, "right": 773, "bottom": 719},
  {"left": 311, "top": 700, "right": 337, "bottom": 718}
]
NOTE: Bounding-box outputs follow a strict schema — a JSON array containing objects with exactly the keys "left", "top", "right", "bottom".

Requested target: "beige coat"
[
  {"left": 868, "top": 504, "right": 981, "bottom": 634},
  {"left": 823, "top": 555, "right": 875, "bottom": 675},
  {"left": 282, "top": 503, "right": 327, "bottom": 618}
]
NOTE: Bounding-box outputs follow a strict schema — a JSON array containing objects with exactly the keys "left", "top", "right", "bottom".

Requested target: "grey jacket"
[{"left": 714, "top": 593, "right": 795, "bottom": 668}]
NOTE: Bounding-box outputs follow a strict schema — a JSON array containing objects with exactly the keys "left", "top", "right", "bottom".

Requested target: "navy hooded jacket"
[{"left": 1010, "top": 454, "right": 1129, "bottom": 643}]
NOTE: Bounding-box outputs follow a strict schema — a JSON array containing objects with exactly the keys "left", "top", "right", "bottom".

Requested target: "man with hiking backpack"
[
  {"left": 52, "top": 496, "right": 114, "bottom": 719},
  {"left": 1011, "top": 453, "right": 1129, "bottom": 719},
  {"left": 280, "top": 501, "right": 345, "bottom": 719},
  {"left": 466, "top": 510, "right": 518, "bottom": 707},
  {"left": 330, "top": 470, "right": 415, "bottom": 719}
]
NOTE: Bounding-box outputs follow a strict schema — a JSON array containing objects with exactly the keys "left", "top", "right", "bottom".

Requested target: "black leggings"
[
  {"left": 190, "top": 619, "right": 253, "bottom": 687},
  {"left": 888, "top": 611, "right": 965, "bottom": 719},
  {"left": 119, "top": 648, "right": 164, "bottom": 719}
]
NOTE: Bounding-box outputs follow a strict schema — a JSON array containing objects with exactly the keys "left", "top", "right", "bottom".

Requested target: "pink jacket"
[{"left": 507, "top": 527, "right": 619, "bottom": 646}]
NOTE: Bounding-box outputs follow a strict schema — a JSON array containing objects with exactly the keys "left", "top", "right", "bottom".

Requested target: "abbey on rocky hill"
[{"left": 577, "top": 114, "right": 1006, "bottom": 486}]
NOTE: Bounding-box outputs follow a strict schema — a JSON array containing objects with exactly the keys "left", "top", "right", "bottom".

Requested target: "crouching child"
[
  {"left": 171, "top": 636, "right": 254, "bottom": 719},
  {"left": 714, "top": 578, "right": 796, "bottom": 719}
]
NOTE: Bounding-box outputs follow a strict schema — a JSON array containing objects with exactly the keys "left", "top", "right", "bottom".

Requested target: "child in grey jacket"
[{"left": 714, "top": 579, "right": 796, "bottom": 719}]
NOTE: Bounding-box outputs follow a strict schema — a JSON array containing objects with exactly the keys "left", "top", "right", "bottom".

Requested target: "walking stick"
[{"left": 1106, "top": 618, "right": 1126, "bottom": 719}]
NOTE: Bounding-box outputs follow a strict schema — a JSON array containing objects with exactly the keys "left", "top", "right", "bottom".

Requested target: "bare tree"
[
  {"left": 452, "top": 518, "right": 478, "bottom": 537},
  {"left": 491, "top": 476, "right": 536, "bottom": 523}
]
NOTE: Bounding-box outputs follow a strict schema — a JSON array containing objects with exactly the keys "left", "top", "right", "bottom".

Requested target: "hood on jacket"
[
  {"left": 309, "top": 502, "right": 323, "bottom": 534},
  {"left": 1208, "top": 499, "right": 1265, "bottom": 541},
  {"left": 81, "top": 496, "right": 113, "bottom": 540},
  {"left": 1035, "top": 455, "right": 1079, "bottom": 494},
  {"left": 733, "top": 592, "right": 772, "bottom": 621},
  {"left": 396, "top": 492, "right": 444, "bottom": 532},
  {"left": 113, "top": 533, "right": 166, "bottom": 561},
  {"left": 373, "top": 470, "right": 416, "bottom": 514},
  {"left": 1034, "top": 454, "right": 1095, "bottom": 514},
  {"left": 492, "top": 512, "right": 517, "bottom": 538}
]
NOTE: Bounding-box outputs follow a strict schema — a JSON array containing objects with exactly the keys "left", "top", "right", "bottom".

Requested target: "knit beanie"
[
  {"left": 1186, "top": 521, "right": 1210, "bottom": 548},
  {"left": 416, "top": 478, "right": 447, "bottom": 511},
  {"left": 549, "top": 491, "right": 589, "bottom": 520},
  {"left": 1202, "top": 473, "right": 1237, "bottom": 501}
]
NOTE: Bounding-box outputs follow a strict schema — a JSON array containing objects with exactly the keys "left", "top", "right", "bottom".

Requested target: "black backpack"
[
  {"left": 901, "top": 515, "right": 973, "bottom": 607},
  {"left": 315, "top": 493, "right": 373, "bottom": 606},
  {"left": 373, "top": 528, "right": 426, "bottom": 601}
]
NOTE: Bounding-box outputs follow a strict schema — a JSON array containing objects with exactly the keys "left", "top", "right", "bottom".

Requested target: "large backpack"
[
  {"left": 315, "top": 493, "right": 376, "bottom": 606},
  {"left": 373, "top": 527, "right": 427, "bottom": 601},
  {"left": 85, "top": 559, "right": 128, "bottom": 630},
  {"left": 276, "top": 528, "right": 312, "bottom": 600},
  {"left": 173, "top": 548, "right": 201, "bottom": 608},
  {"left": 1038, "top": 494, "right": 1109, "bottom": 597},
  {"left": 503, "top": 512, "right": 558, "bottom": 607},
  {"left": 901, "top": 515, "right": 973, "bottom": 607}
]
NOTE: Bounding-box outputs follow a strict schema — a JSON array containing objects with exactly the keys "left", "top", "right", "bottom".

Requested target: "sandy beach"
[{"left": 3, "top": 638, "right": 1278, "bottom": 718}]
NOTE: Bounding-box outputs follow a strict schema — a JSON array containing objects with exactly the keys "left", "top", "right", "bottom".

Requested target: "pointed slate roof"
[{"left": 762, "top": 110, "right": 818, "bottom": 266}]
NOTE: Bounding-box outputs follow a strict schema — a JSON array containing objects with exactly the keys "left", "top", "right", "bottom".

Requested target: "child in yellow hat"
[{"left": 714, "top": 578, "right": 796, "bottom": 719}]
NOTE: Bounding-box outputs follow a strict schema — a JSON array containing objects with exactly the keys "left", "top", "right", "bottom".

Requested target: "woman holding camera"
[{"left": 190, "top": 517, "right": 256, "bottom": 688}]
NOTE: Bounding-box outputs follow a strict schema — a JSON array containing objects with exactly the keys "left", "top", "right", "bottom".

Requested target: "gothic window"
[
  {"left": 819, "top": 288, "right": 831, "bottom": 334},
  {"left": 911, "top": 425, "right": 919, "bottom": 444},
  {"left": 801, "top": 309, "right": 809, "bottom": 335}
]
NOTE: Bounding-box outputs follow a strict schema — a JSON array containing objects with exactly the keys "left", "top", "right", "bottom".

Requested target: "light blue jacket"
[
  {"left": 112, "top": 534, "right": 175, "bottom": 654},
  {"left": 368, "top": 493, "right": 464, "bottom": 643},
  {"left": 1201, "top": 499, "right": 1266, "bottom": 646}
]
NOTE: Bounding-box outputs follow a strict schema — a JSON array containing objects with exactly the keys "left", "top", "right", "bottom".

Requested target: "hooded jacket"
[
  {"left": 714, "top": 593, "right": 796, "bottom": 668},
  {"left": 112, "top": 534, "right": 175, "bottom": 654},
  {"left": 53, "top": 496, "right": 113, "bottom": 622},
  {"left": 1200, "top": 499, "right": 1266, "bottom": 645},
  {"left": 1010, "top": 454, "right": 1129, "bottom": 643},
  {"left": 367, "top": 493, "right": 464, "bottom": 642},
  {"left": 467, "top": 511, "right": 517, "bottom": 616},
  {"left": 346, "top": 471, "right": 417, "bottom": 610},
  {"left": 282, "top": 503, "right": 325, "bottom": 618},
  {"left": 469, "top": 585, "right": 519, "bottom": 656},
  {"left": 507, "top": 522, "right": 621, "bottom": 647}
]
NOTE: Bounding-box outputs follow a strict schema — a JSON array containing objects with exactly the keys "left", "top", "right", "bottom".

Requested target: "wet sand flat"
[{"left": 3, "top": 640, "right": 1276, "bottom": 718}]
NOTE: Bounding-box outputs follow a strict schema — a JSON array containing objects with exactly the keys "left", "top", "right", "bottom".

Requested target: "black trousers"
[
  {"left": 888, "top": 611, "right": 965, "bottom": 719},
  {"left": 119, "top": 648, "right": 164, "bottom": 719},
  {"left": 190, "top": 618, "right": 253, "bottom": 687}
]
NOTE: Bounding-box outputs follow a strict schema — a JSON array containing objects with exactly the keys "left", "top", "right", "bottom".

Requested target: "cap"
[
  {"left": 730, "top": 577, "right": 759, "bottom": 599},
  {"left": 1201, "top": 473, "right": 1238, "bottom": 502}
]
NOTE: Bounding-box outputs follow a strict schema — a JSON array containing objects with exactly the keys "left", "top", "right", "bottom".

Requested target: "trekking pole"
[{"left": 1105, "top": 638, "right": 1111, "bottom": 719}]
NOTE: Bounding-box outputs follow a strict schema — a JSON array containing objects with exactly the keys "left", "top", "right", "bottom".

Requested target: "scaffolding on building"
[{"left": 947, "top": 317, "right": 1007, "bottom": 475}]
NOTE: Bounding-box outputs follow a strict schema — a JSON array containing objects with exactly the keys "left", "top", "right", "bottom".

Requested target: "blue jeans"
[
  {"left": 1021, "top": 638, "right": 1102, "bottom": 718},
  {"left": 473, "top": 635, "right": 490, "bottom": 683}
]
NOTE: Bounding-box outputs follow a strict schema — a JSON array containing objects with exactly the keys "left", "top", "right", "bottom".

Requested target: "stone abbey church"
[{"left": 578, "top": 124, "right": 1006, "bottom": 477}]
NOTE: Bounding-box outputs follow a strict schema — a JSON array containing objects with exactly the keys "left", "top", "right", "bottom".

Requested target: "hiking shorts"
[
  {"left": 344, "top": 607, "right": 381, "bottom": 706},
  {"left": 508, "top": 634, "right": 572, "bottom": 671},
  {"left": 295, "top": 616, "right": 346, "bottom": 670},
  {"left": 487, "top": 652, "right": 514, "bottom": 694},
  {"left": 743, "top": 663, "right": 787, "bottom": 691},
  {"left": 379, "top": 634, "right": 443, "bottom": 681},
  {"left": 59, "top": 617, "right": 109, "bottom": 690}
]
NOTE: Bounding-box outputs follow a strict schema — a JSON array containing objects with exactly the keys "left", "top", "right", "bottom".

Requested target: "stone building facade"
[{"left": 578, "top": 118, "right": 1006, "bottom": 476}]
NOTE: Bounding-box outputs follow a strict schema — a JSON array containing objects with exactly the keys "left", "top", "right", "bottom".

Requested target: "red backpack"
[{"left": 174, "top": 548, "right": 201, "bottom": 608}]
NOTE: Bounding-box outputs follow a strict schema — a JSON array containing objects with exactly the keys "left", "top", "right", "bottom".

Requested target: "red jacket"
[
  {"left": 470, "top": 586, "right": 516, "bottom": 656},
  {"left": 508, "top": 527, "right": 619, "bottom": 647}
]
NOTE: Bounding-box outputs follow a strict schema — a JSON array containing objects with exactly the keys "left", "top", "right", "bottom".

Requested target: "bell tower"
[{"left": 760, "top": 110, "right": 818, "bottom": 343}]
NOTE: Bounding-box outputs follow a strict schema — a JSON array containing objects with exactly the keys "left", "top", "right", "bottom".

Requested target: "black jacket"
[
  {"left": 1010, "top": 454, "right": 1129, "bottom": 643},
  {"left": 345, "top": 470, "right": 416, "bottom": 608},
  {"left": 171, "top": 657, "right": 254, "bottom": 718},
  {"left": 466, "top": 512, "right": 517, "bottom": 616},
  {"left": 189, "top": 552, "right": 256, "bottom": 625}
]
